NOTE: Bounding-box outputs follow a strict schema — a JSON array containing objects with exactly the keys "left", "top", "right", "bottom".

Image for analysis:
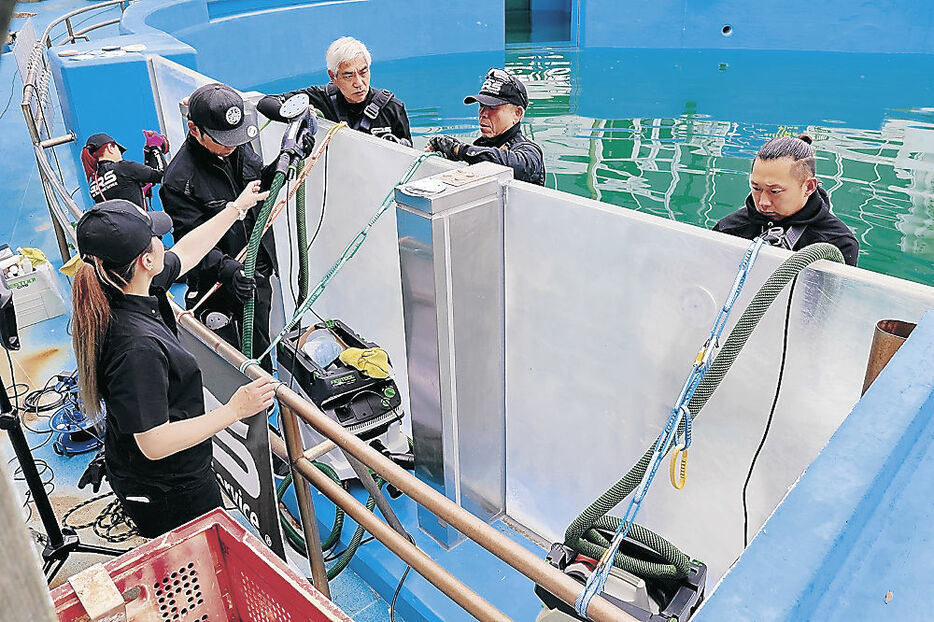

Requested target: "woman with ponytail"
[
  {"left": 73, "top": 185, "right": 276, "bottom": 538},
  {"left": 713, "top": 133, "right": 859, "bottom": 266},
  {"left": 82, "top": 132, "right": 168, "bottom": 209}
]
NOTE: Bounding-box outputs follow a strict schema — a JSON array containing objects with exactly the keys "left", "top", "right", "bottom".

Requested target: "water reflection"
[{"left": 258, "top": 47, "right": 934, "bottom": 284}]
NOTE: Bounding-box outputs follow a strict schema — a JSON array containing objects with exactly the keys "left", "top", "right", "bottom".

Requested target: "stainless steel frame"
[{"left": 395, "top": 162, "right": 513, "bottom": 547}]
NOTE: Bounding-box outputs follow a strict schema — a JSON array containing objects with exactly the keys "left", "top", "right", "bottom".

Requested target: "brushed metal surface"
[
  {"left": 502, "top": 184, "right": 934, "bottom": 588},
  {"left": 396, "top": 165, "right": 510, "bottom": 546}
]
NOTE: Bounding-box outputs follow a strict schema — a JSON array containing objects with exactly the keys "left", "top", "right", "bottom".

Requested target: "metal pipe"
[
  {"left": 73, "top": 19, "right": 121, "bottom": 39},
  {"left": 38, "top": 0, "right": 131, "bottom": 46},
  {"left": 39, "top": 133, "right": 76, "bottom": 149},
  {"left": 862, "top": 319, "right": 917, "bottom": 395},
  {"left": 175, "top": 309, "right": 635, "bottom": 622},
  {"left": 270, "top": 435, "right": 509, "bottom": 622},
  {"left": 302, "top": 439, "right": 337, "bottom": 462},
  {"left": 342, "top": 450, "right": 411, "bottom": 541},
  {"left": 279, "top": 403, "right": 331, "bottom": 598}
]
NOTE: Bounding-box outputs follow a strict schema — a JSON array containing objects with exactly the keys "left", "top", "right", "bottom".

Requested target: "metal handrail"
[
  {"left": 20, "top": 0, "right": 132, "bottom": 262},
  {"left": 177, "top": 310, "right": 635, "bottom": 622},
  {"left": 20, "top": 1, "right": 637, "bottom": 617}
]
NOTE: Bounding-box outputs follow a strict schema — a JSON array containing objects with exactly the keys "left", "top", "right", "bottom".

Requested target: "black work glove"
[
  {"left": 280, "top": 111, "right": 318, "bottom": 161},
  {"left": 78, "top": 451, "right": 106, "bottom": 493},
  {"left": 218, "top": 258, "right": 256, "bottom": 303},
  {"left": 428, "top": 135, "right": 464, "bottom": 161}
]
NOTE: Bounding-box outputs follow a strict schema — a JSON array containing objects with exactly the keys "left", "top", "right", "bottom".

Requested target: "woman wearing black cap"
[
  {"left": 81, "top": 132, "right": 169, "bottom": 209},
  {"left": 71, "top": 186, "right": 278, "bottom": 538}
]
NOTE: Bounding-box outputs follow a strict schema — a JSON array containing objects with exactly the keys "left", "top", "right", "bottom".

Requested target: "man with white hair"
[{"left": 261, "top": 36, "right": 411, "bottom": 146}]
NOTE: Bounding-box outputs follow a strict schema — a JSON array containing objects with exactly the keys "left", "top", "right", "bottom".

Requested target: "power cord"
[
  {"left": 390, "top": 565, "right": 411, "bottom": 622},
  {"left": 742, "top": 276, "right": 798, "bottom": 547},
  {"left": 63, "top": 492, "right": 139, "bottom": 543}
]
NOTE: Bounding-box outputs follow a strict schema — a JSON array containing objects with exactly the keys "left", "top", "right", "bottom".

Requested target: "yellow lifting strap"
[{"left": 669, "top": 442, "right": 688, "bottom": 490}]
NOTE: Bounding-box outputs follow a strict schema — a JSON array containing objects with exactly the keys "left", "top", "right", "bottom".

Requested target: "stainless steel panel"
[
  {"left": 502, "top": 184, "right": 934, "bottom": 588},
  {"left": 396, "top": 165, "right": 510, "bottom": 547}
]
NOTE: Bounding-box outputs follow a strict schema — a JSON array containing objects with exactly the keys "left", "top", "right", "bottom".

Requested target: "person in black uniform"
[
  {"left": 81, "top": 132, "right": 168, "bottom": 208},
  {"left": 160, "top": 83, "right": 313, "bottom": 367},
  {"left": 260, "top": 36, "right": 411, "bottom": 146},
  {"left": 71, "top": 197, "right": 278, "bottom": 538},
  {"left": 427, "top": 68, "right": 545, "bottom": 186},
  {"left": 713, "top": 134, "right": 859, "bottom": 266}
]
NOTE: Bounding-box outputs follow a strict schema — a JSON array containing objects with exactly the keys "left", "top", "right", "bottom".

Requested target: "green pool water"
[{"left": 257, "top": 46, "right": 934, "bottom": 285}]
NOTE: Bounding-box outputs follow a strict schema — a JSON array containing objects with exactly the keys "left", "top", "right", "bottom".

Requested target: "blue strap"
[{"left": 574, "top": 237, "right": 765, "bottom": 618}]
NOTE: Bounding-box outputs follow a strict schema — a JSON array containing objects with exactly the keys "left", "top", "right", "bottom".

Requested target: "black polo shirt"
[
  {"left": 100, "top": 251, "right": 213, "bottom": 494},
  {"left": 89, "top": 159, "right": 163, "bottom": 208}
]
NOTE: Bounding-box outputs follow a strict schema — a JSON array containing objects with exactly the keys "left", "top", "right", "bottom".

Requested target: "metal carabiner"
[{"left": 669, "top": 442, "right": 689, "bottom": 490}]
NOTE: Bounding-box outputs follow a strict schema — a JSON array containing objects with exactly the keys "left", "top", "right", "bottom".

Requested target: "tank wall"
[
  {"left": 501, "top": 182, "right": 934, "bottom": 587},
  {"left": 581, "top": 0, "right": 934, "bottom": 53},
  {"left": 121, "top": 0, "right": 505, "bottom": 91}
]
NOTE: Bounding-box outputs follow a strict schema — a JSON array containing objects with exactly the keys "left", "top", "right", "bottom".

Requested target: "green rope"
[
  {"left": 240, "top": 151, "right": 440, "bottom": 373},
  {"left": 564, "top": 243, "right": 845, "bottom": 579},
  {"left": 241, "top": 170, "right": 288, "bottom": 358}
]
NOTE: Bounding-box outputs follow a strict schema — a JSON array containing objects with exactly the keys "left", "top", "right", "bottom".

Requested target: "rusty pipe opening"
[{"left": 862, "top": 319, "right": 916, "bottom": 395}]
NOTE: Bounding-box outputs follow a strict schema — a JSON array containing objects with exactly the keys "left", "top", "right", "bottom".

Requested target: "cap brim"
[
  {"left": 116, "top": 142, "right": 127, "bottom": 153},
  {"left": 206, "top": 124, "right": 256, "bottom": 147},
  {"left": 464, "top": 94, "right": 510, "bottom": 107},
  {"left": 150, "top": 210, "right": 173, "bottom": 236}
]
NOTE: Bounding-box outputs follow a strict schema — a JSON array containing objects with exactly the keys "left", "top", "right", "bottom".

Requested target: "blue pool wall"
[
  {"left": 48, "top": 0, "right": 503, "bottom": 211},
  {"left": 694, "top": 311, "right": 934, "bottom": 621},
  {"left": 580, "top": 0, "right": 934, "bottom": 53}
]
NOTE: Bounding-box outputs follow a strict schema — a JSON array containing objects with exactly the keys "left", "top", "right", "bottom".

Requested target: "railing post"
[{"left": 279, "top": 402, "right": 331, "bottom": 598}]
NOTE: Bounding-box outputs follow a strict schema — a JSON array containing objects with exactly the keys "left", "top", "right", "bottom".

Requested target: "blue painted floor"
[{"left": 1, "top": 3, "right": 407, "bottom": 619}]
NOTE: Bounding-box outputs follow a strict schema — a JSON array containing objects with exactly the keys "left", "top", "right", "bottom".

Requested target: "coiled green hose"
[{"left": 564, "top": 243, "right": 845, "bottom": 580}]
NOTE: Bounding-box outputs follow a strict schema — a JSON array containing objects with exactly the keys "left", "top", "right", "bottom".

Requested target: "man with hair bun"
[
  {"left": 713, "top": 133, "right": 859, "bottom": 266},
  {"left": 261, "top": 36, "right": 411, "bottom": 146}
]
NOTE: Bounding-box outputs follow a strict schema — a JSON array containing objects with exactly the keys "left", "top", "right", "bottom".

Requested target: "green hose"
[
  {"left": 295, "top": 160, "right": 309, "bottom": 303},
  {"left": 241, "top": 170, "right": 288, "bottom": 358},
  {"left": 277, "top": 462, "right": 345, "bottom": 553},
  {"left": 327, "top": 476, "right": 386, "bottom": 580},
  {"left": 564, "top": 243, "right": 846, "bottom": 580}
]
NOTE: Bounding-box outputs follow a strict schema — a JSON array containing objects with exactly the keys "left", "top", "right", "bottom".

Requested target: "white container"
[{"left": 5, "top": 262, "right": 66, "bottom": 327}]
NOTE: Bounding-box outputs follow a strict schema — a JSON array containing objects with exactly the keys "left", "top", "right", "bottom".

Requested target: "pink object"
[
  {"left": 142, "top": 129, "right": 169, "bottom": 153},
  {"left": 51, "top": 508, "right": 352, "bottom": 622}
]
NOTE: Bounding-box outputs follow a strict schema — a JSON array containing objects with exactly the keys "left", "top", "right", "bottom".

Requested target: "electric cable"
[
  {"left": 742, "top": 276, "right": 798, "bottom": 547},
  {"left": 63, "top": 492, "right": 139, "bottom": 543},
  {"left": 390, "top": 565, "right": 411, "bottom": 622},
  {"left": 0, "top": 70, "right": 17, "bottom": 122},
  {"left": 5, "top": 352, "right": 56, "bottom": 522}
]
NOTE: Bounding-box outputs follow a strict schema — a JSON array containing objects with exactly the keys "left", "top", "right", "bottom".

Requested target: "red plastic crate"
[{"left": 51, "top": 508, "right": 352, "bottom": 622}]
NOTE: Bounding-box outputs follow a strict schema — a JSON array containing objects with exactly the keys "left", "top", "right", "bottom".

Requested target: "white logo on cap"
[
  {"left": 246, "top": 125, "right": 258, "bottom": 138},
  {"left": 225, "top": 106, "right": 242, "bottom": 126},
  {"left": 481, "top": 77, "right": 503, "bottom": 94}
]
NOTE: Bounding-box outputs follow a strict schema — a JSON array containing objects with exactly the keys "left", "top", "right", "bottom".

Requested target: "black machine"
[
  {"left": 0, "top": 271, "right": 124, "bottom": 581},
  {"left": 277, "top": 319, "right": 405, "bottom": 442},
  {"left": 535, "top": 532, "right": 706, "bottom": 622}
]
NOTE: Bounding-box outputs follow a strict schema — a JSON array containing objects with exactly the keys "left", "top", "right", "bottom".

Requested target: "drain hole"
[{"left": 721, "top": 24, "right": 733, "bottom": 36}]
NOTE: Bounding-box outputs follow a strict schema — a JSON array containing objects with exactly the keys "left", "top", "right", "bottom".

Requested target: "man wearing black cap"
[
  {"left": 160, "top": 82, "right": 313, "bottom": 366},
  {"left": 428, "top": 68, "right": 545, "bottom": 186},
  {"left": 82, "top": 132, "right": 167, "bottom": 208}
]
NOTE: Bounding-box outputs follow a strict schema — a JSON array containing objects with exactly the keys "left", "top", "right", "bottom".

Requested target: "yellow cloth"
[
  {"left": 18, "top": 247, "right": 48, "bottom": 267},
  {"left": 59, "top": 254, "right": 84, "bottom": 277},
  {"left": 339, "top": 347, "right": 391, "bottom": 379}
]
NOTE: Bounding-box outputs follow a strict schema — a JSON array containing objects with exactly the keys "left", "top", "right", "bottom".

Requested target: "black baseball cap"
[
  {"left": 464, "top": 68, "right": 529, "bottom": 109},
  {"left": 187, "top": 83, "right": 258, "bottom": 147},
  {"left": 85, "top": 132, "right": 126, "bottom": 155},
  {"left": 77, "top": 199, "right": 173, "bottom": 266}
]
